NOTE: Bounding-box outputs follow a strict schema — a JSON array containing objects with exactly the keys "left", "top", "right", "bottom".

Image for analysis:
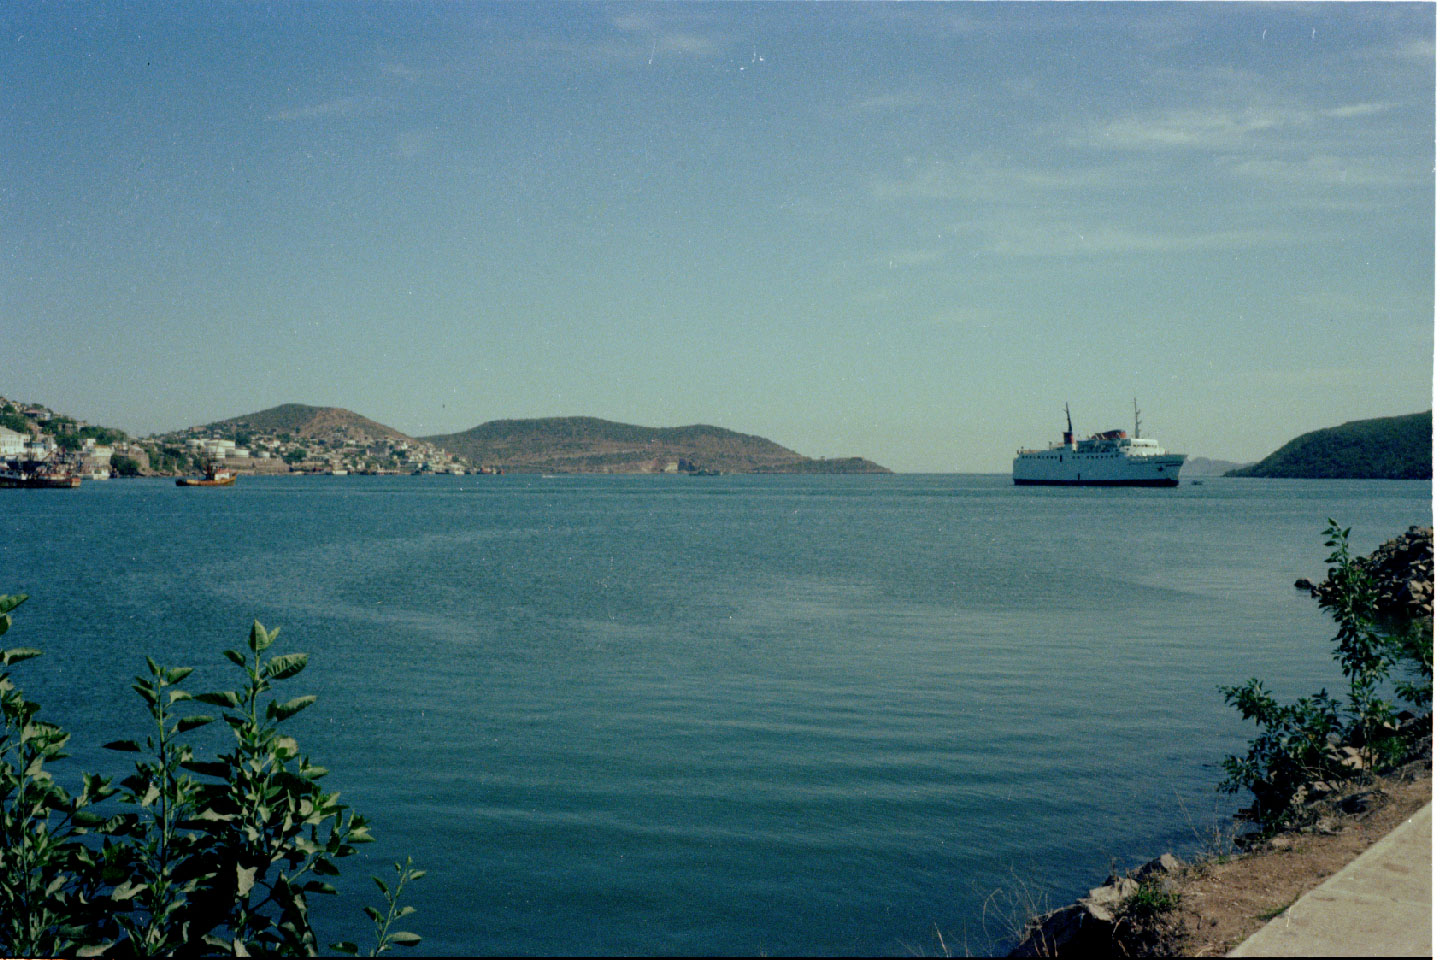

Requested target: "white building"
[{"left": 0, "top": 426, "right": 26, "bottom": 458}]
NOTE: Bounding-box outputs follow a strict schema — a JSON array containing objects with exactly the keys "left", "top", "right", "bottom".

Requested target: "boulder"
[
  {"left": 1134, "top": 852, "right": 1183, "bottom": 879},
  {"left": 1008, "top": 898, "right": 1121, "bottom": 957},
  {"left": 1085, "top": 877, "right": 1138, "bottom": 910}
]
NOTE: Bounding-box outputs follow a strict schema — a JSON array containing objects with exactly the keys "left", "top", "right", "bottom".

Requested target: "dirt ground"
[{"left": 1166, "top": 768, "right": 1431, "bottom": 956}]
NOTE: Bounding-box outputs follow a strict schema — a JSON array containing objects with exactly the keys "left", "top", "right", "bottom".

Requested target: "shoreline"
[{"left": 1009, "top": 762, "right": 1432, "bottom": 956}]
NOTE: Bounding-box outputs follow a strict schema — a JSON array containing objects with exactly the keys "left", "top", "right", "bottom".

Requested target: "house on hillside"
[{"left": 0, "top": 426, "right": 26, "bottom": 458}]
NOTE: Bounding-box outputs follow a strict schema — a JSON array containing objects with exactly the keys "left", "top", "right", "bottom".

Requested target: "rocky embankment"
[
  {"left": 1008, "top": 756, "right": 1431, "bottom": 957},
  {"left": 1296, "top": 525, "right": 1434, "bottom": 622},
  {"left": 1008, "top": 853, "right": 1187, "bottom": 957}
]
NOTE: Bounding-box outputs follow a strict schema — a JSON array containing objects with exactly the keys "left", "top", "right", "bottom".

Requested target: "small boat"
[{"left": 177, "top": 463, "right": 236, "bottom": 487}]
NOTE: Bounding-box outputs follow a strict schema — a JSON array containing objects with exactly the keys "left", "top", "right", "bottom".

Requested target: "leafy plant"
[
  {"left": 0, "top": 595, "right": 420, "bottom": 956},
  {"left": 0, "top": 593, "right": 119, "bottom": 957},
  {"left": 1220, "top": 521, "right": 1434, "bottom": 831}
]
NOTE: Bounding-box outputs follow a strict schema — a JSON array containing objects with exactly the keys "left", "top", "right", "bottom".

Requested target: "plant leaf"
[
  {"left": 270, "top": 695, "right": 317, "bottom": 722},
  {"left": 264, "top": 653, "right": 308, "bottom": 681},
  {"left": 194, "top": 690, "right": 241, "bottom": 708},
  {"left": 175, "top": 715, "right": 215, "bottom": 734}
]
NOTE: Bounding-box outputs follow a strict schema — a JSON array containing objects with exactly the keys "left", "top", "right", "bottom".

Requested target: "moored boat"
[
  {"left": 0, "top": 458, "right": 82, "bottom": 489},
  {"left": 177, "top": 463, "right": 236, "bottom": 487}
]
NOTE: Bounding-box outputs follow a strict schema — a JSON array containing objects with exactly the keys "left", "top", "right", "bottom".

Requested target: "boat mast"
[
  {"left": 1133, "top": 397, "right": 1141, "bottom": 439},
  {"left": 1064, "top": 402, "right": 1074, "bottom": 447}
]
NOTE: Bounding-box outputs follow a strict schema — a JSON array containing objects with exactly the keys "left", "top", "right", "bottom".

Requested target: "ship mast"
[
  {"left": 1064, "top": 402, "right": 1074, "bottom": 447},
  {"left": 1133, "top": 397, "right": 1141, "bottom": 439}
]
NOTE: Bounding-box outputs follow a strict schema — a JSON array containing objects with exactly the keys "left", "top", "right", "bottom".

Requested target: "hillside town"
[
  {"left": 0, "top": 396, "right": 492, "bottom": 483},
  {"left": 159, "top": 428, "right": 478, "bottom": 476}
]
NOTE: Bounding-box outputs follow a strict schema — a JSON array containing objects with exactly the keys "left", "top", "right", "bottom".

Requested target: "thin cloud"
[
  {"left": 1374, "top": 36, "right": 1436, "bottom": 64},
  {"left": 1228, "top": 154, "right": 1423, "bottom": 189},
  {"left": 872, "top": 156, "right": 1130, "bottom": 202},
  {"left": 1322, "top": 102, "right": 1396, "bottom": 119},
  {"left": 875, "top": 247, "right": 946, "bottom": 268},
  {"left": 976, "top": 221, "right": 1293, "bottom": 258},
  {"left": 851, "top": 92, "right": 927, "bottom": 114},
  {"left": 1086, "top": 107, "right": 1286, "bottom": 150},
  {"left": 611, "top": 10, "right": 723, "bottom": 59},
  {"left": 267, "top": 96, "right": 389, "bottom": 123}
]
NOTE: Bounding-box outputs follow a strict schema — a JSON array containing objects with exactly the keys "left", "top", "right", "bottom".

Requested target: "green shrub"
[
  {"left": 1220, "top": 521, "right": 1434, "bottom": 831},
  {"left": 0, "top": 594, "right": 420, "bottom": 956},
  {"left": 1122, "top": 879, "right": 1180, "bottom": 923}
]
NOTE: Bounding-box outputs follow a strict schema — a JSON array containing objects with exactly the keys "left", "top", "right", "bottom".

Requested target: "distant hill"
[
  {"left": 423, "top": 416, "right": 890, "bottom": 474},
  {"left": 1227, "top": 412, "right": 1431, "bottom": 479},
  {"left": 176, "top": 404, "right": 411, "bottom": 443},
  {"left": 1181, "top": 456, "right": 1254, "bottom": 477}
]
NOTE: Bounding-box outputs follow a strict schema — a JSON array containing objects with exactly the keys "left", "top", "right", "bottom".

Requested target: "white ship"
[{"left": 1013, "top": 402, "right": 1185, "bottom": 487}]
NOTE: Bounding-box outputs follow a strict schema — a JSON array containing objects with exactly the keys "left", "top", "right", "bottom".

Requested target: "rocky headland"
[{"left": 1227, "top": 411, "right": 1431, "bottom": 480}]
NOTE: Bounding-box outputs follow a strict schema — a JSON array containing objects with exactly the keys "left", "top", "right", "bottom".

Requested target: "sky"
[{"left": 2, "top": 2, "right": 1433, "bottom": 472}]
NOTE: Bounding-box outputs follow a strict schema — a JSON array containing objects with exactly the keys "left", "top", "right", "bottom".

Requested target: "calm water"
[{"left": 1, "top": 474, "right": 1430, "bottom": 955}]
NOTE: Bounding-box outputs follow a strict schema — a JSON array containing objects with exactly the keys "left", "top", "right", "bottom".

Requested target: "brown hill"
[
  {"left": 423, "top": 416, "right": 890, "bottom": 474},
  {"left": 179, "top": 404, "right": 411, "bottom": 443}
]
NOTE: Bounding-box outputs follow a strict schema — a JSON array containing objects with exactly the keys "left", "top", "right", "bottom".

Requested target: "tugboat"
[
  {"left": 0, "top": 457, "right": 82, "bottom": 488},
  {"left": 1012, "top": 401, "right": 1186, "bottom": 487},
  {"left": 176, "top": 461, "right": 236, "bottom": 487}
]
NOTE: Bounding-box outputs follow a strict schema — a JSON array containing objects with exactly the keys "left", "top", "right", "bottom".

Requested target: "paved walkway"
[{"left": 1229, "top": 803, "right": 1432, "bottom": 957}]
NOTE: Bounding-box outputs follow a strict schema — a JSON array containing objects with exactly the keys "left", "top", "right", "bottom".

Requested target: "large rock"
[
  {"left": 1314, "top": 526, "right": 1434, "bottom": 624},
  {"left": 1009, "top": 899, "right": 1118, "bottom": 957},
  {"left": 1134, "top": 852, "right": 1183, "bottom": 880}
]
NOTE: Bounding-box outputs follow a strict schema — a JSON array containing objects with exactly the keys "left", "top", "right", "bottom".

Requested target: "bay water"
[{"left": 0, "top": 474, "right": 1429, "bottom": 955}]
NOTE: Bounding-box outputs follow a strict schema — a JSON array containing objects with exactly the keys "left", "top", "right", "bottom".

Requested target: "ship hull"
[
  {"left": 1013, "top": 476, "right": 1180, "bottom": 487},
  {"left": 0, "top": 475, "right": 82, "bottom": 489},
  {"left": 1012, "top": 452, "right": 1185, "bottom": 486}
]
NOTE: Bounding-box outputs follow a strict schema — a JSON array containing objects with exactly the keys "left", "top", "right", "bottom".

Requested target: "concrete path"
[{"left": 1229, "top": 803, "right": 1431, "bottom": 957}]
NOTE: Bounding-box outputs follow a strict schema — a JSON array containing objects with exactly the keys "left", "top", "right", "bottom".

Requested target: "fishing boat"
[{"left": 176, "top": 463, "right": 236, "bottom": 487}]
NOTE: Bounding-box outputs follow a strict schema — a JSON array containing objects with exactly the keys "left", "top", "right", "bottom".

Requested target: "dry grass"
[{"left": 1167, "top": 768, "right": 1431, "bottom": 956}]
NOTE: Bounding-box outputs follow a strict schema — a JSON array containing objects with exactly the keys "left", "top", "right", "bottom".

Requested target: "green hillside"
[
  {"left": 423, "top": 416, "right": 890, "bottom": 474},
  {"left": 1228, "top": 411, "right": 1431, "bottom": 479}
]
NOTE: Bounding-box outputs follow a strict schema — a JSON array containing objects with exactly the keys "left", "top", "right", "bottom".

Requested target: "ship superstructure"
[{"left": 1012, "top": 402, "right": 1185, "bottom": 487}]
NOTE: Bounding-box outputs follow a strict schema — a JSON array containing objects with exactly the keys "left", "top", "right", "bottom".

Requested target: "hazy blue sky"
[{"left": 3, "top": 2, "right": 1433, "bottom": 471}]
